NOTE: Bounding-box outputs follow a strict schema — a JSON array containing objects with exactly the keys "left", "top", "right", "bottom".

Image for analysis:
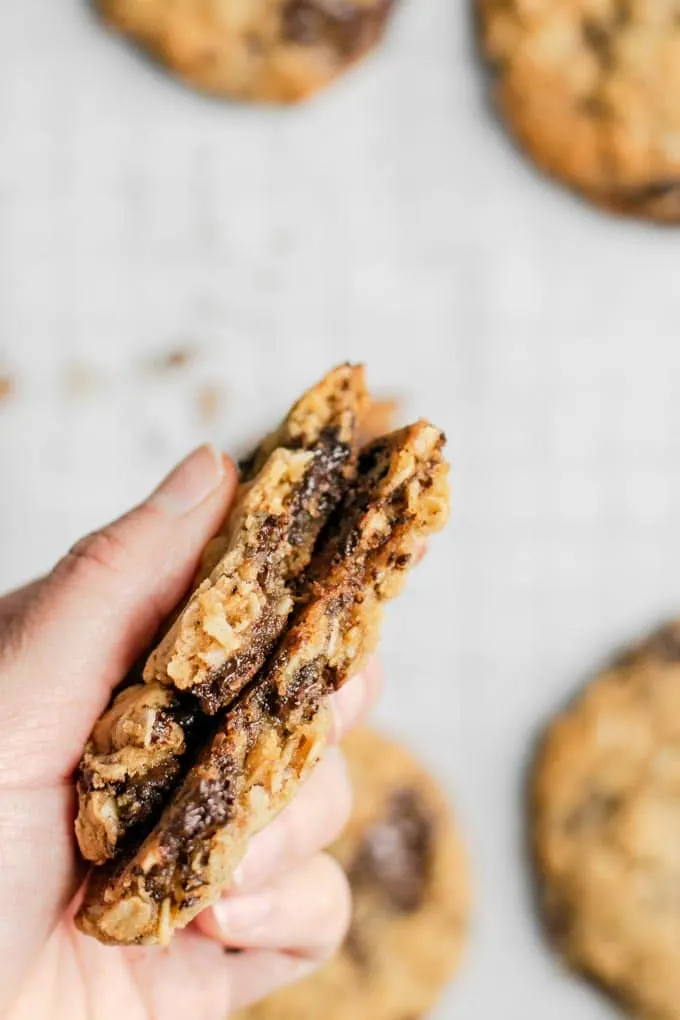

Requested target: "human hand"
[{"left": 0, "top": 445, "right": 382, "bottom": 1020}]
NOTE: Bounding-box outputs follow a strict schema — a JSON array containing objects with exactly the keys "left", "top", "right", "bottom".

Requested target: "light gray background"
[{"left": 3, "top": 1, "right": 680, "bottom": 1017}]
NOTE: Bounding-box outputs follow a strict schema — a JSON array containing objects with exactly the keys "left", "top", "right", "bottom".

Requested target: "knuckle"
[
  {"left": 283, "top": 753, "right": 352, "bottom": 856},
  {"left": 66, "top": 526, "right": 133, "bottom": 581}
]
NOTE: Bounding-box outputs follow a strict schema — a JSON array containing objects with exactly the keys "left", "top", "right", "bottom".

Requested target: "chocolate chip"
[
  {"left": 348, "top": 788, "right": 434, "bottom": 913},
  {"left": 629, "top": 180, "right": 680, "bottom": 203},
  {"left": 604, "top": 179, "right": 680, "bottom": 220},
  {"left": 582, "top": 19, "right": 611, "bottom": 56},
  {"left": 344, "top": 921, "right": 370, "bottom": 968},
  {"left": 644, "top": 622, "right": 680, "bottom": 661},
  {"left": 564, "top": 791, "right": 620, "bottom": 834},
  {"left": 282, "top": 0, "right": 390, "bottom": 56}
]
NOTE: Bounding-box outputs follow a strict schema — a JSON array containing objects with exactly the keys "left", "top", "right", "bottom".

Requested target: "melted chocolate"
[
  {"left": 644, "top": 623, "right": 680, "bottom": 661},
  {"left": 282, "top": 0, "right": 393, "bottom": 56},
  {"left": 348, "top": 788, "right": 434, "bottom": 913},
  {"left": 196, "top": 426, "right": 351, "bottom": 716},
  {"left": 564, "top": 790, "right": 621, "bottom": 834}
]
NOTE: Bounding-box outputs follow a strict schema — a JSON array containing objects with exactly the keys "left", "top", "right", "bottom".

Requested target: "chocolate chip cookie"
[
  {"left": 76, "top": 364, "right": 367, "bottom": 866},
  {"left": 533, "top": 620, "right": 680, "bottom": 1019},
  {"left": 76, "top": 421, "right": 450, "bottom": 945},
  {"left": 233, "top": 726, "right": 469, "bottom": 1020},
  {"left": 478, "top": 1, "right": 680, "bottom": 221},
  {"left": 98, "top": 0, "right": 397, "bottom": 103}
]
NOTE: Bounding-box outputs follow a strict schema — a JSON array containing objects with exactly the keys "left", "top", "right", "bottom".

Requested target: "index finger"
[{"left": 328, "top": 656, "right": 383, "bottom": 745}]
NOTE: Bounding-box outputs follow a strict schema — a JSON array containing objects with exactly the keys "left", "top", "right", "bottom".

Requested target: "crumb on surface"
[
  {"left": 0, "top": 376, "right": 13, "bottom": 402},
  {"left": 63, "top": 361, "right": 101, "bottom": 398},
  {"left": 156, "top": 346, "right": 197, "bottom": 371},
  {"left": 196, "top": 384, "right": 223, "bottom": 424}
]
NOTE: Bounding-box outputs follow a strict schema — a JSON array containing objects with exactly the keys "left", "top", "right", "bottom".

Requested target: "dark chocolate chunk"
[
  {"left": 348, "top": 788, "right": 434, "bottom": 913},
  {"left": 282, "top": 0, "right": 359, "bottom": 51},
  {"left": 581, "top": 19, "right": 612, "bottom": 57},
  {"left": 643, "top": 622, "right": 680, "bottom": 662},
  {"left": 564, "top": 791, "right": 621, "bottom": 834}
]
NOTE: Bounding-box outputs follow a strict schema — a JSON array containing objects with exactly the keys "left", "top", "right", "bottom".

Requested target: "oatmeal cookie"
[
  {"left": 98, "top": 0, "right": 397, "bottom": 103},
  {"left": 533, "top": 620, "right": 680, "bottom": 1019},
  {"left": 76, "top": 364, "right": 367, "bottom": 865},
  {"left": 234, "top": 726, "right": 469, "bottom": 1020},
  {"left": 76, "top": 422, "right": 449, "bottom": 945},
  {"left": 478, "top": 1, "right": 680, "bottom": 221}
]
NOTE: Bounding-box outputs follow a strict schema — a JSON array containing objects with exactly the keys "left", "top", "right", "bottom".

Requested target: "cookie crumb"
[
  {"left": 196, "top": 384, "right": 223, "bottom": 424},
  {"left": 164, "top": 348, "right": 194, "bottom": 369},
  {"left": 0, "top": 375, "right": 14, "bottom": 403},
  {"left": 63, "top": 361, "right": 101, "bottom": 398},
  {"left": 149, "top": 346, "right": 198, "bottom": 373}
]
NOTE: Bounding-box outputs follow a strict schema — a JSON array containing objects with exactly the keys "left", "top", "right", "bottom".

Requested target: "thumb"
[{"left": 0, "top": 443, "right": 238, "bottom": 784}]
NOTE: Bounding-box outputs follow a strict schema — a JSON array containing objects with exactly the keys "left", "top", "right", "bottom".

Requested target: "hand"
[{"left": 0, "top": 445, "right": 382, "bottom": 1020}]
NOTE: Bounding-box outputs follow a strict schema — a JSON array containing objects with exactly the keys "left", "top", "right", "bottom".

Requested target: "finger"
[
  {"left": 225, "top": 948, "right": 322, "bottom": 1014},
  {"left": 200, "top": 853, "right": 351, "bottom": 961},
  {"left": 124, "top": 931, "right": 318, "bottom": 1020},
  {"left": 194, "top": 747, "right": 351, "bottom": 901},
  {"left": 414, "top": 538, "right": 428, "bottom": 565},
  {"left": 0, "top": 578, "right": 43, "bottom": 628},
  {"left": 0, "top": 445, "right": 238, "bottom": 782},
  {"left": 328, "top": 655, "right": 383, "bottom": 744}
]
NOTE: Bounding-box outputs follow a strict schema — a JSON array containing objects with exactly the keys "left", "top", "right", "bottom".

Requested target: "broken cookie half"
[
  {"left": 76, "top": 364, "right": 367, "bottom": 865},
  {"left": 76, "top": 420, "right": 449, "bottom": 946}
]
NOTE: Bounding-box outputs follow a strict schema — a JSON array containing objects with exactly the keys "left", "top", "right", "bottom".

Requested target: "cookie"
[
  {"left": 98, "top": 0, "right": 397, "bottom": 104},
  {"left": 478, "top": 1, "right": 680, "bottom": 222},
  {"left": 76, "top": 421, "right": 450, "bottom": 945},
  {"left": 233, "top": 726, "right": 469, "bottom": 1020},
  {"left": 75, "top": 364, "right": 367, "bottom": 866},
  {"left": 533, "top": 620, "right": 680, "bottom": 1020}
]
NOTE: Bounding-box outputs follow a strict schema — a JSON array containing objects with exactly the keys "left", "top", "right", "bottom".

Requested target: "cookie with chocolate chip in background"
[
  {"left": 98, "top": 0, "right": 397, "bottom": 103},
  {"left": 478, "top": 1, "right": 680, "bottom": 222},
  {"left": 532, "top": 620, "right": 680, "bottom": 1020},
  {"left": 234, "top": 727, "right": 469, "bottom": 1020}
]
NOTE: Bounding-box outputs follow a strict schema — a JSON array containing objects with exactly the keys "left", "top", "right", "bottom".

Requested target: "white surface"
[{"left": 2, "top": 1, "right": 680, "bottom": 1017}]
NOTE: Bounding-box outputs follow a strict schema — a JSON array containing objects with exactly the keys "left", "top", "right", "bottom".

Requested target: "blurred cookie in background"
[
  {"left": 532, "top": 620, "right": 680, "bottom": 1019},
  {"left": 478, "top": 1, "right": 680, "bottom": 222},
  {"left": 98, "top": 0, "right": 398, "bottom": 103},
  {"left": 234, "top": 726, "right": 470, "bottom": 1020}
]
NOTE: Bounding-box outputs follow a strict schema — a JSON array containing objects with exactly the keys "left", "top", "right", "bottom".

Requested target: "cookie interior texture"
[
  {"left": 75, "top": 364, "right": 367, "bottom": 866},
  {"left": 533, "top": 621, "right": 680, "bottom": 1020},
  {"left": 147, "top": 362, "right": 367, "bottom": 708},
  {"left": 76, "top": 419, "right": 450, "bottom": 946},
  {"left": 98, "top": 0, "right": 397, "bottom": 103},
  {"left": 477, "top": 0, "right": 680, "bottom": 222},
  {"left": 233, "top": 726, "right": 469, "bottom": 1020}
]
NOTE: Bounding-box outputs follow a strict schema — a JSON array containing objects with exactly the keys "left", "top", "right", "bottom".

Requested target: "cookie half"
[
  {"left": 533, "top": 621, "right": 680, "bottom": 1020},
  {"left": 98, "top": 0, "right": 397, "bottom": 103},
  {"left": 234, "top": 726, "right": 470, "bottom": 1020},
  {"left": 76, "top": 364, "right": 367, "bottom": 865},
  {"left": 478, "top": 1, "right": 680, "bottom": 222},
  {"left": 76, "top": 421, "right": 449, "bottom": 945}
]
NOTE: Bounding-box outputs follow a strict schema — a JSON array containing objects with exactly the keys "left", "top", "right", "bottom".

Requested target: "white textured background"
[{"left": 3, "top": 1, "right": 680, "bottom": 1017}]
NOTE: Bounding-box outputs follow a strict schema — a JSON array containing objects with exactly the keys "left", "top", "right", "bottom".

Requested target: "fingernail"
[
  {"left": 213, "top": 892, "right": 274, "bottom": 941},
  {"left": 150, "top": 444, "right": 226, "bottom": 516}
]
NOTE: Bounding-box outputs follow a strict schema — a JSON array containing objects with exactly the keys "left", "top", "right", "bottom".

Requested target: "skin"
[{"left": 0, "top": 444, "right": 383, "bottom": 1020}]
